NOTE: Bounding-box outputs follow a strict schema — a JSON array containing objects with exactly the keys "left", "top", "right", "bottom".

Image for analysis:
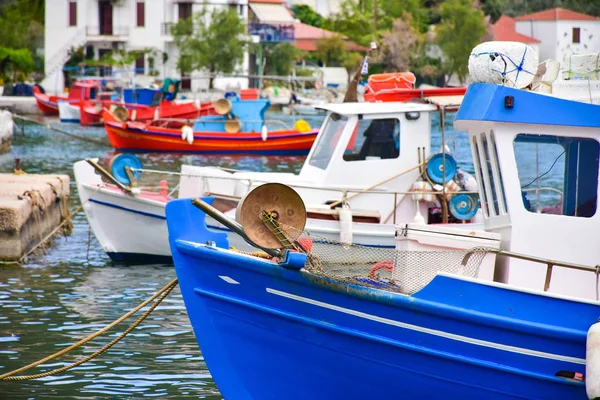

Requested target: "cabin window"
[
  {"left": 136, "top": 1, "right": 145, "bottom": 27},
  {"left": 343, "top": 118, "right": 400, "bottom": 162},
  {"left": 135, "top": 56, "right": 145, "bottom": 75},
  {"left": 514, "top": 134, "right": 599, "bottom": 218},
  {"left": 490, "top": 131, "right": 508, "bottom": 214},
  {"left": 573, "top": 27, "right": 580, "bottom": 44},
  {"left": 472, "top": 136, "right": 489, "bottom": 217},
  {"left": 308, "top": 113, "right": 348, "bottom": 170},
  {"left": 69, "top": 1, "right": 77, "bottom": 26}
]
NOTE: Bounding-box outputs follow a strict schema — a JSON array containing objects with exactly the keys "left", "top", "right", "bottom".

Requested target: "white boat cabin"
[
  {"left": 455, "top": 82, "right": 600, "bottom": 300},
  {"left": 181, "top": 101, "right": 452, "bottom": 225}
]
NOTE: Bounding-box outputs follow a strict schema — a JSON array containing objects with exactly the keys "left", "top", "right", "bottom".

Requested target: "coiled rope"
[{"left": 0, "top": 278, "right": 179, "bottom": 381}]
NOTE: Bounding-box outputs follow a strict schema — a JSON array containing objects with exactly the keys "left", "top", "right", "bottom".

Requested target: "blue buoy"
[
  {"left": 449, "top": 193, "right": 479, "bottom": 220},
  {"left": 110, "top": 154, "right": 143, "bottom": 185},
  {"left": 426, "top": 153, "right": 457, "bottom": 184}
]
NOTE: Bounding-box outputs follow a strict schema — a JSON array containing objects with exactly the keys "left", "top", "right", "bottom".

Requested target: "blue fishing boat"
[{"left": 166, "top": 81, "right": 600, "bottom": 399}]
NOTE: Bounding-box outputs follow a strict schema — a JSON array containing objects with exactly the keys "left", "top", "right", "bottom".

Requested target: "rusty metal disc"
[{"left": 236, "top": 183, "right": 306, "bottom": 249}]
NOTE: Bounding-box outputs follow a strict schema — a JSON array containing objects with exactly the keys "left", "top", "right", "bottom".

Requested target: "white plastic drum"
[{"left": 469, "top": 41, "right": 539, "bottom": 89}]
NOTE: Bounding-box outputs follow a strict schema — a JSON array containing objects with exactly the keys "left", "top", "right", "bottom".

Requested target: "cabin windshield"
[
  {"left": 308, "top": 113, "right": 349, "bottom": 170},
  {"left": 343, "top": 118, "right": 400, "bottom": 161},
  {"left": 514, "top": 134, "right": 599, "bottom": 218}
]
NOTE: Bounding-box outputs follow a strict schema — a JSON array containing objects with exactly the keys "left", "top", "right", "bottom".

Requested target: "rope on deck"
[
  {"left": 0, "top": 278, "right": 179, "bottom": 381},
  {"left": 12, "top": 114, "right": 110, "bottom": 147}
]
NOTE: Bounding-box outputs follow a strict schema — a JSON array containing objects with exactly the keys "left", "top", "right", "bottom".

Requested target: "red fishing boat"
[
  {"left": 364, "top": 72, "right": 467, "bottom": 102},
  {"left": 80, "top": 99, "right": 216, "bottom": 126},
  {"left": 32, "top": 87, "right": 67, "bottom": 115},
  {"left": 102, "top": 109, "right": 318, "bottom": 154}
]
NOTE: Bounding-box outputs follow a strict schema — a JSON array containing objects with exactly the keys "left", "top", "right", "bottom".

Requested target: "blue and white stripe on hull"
[{"left": 166, "top": 198, "right": 595, "bottom": 400}]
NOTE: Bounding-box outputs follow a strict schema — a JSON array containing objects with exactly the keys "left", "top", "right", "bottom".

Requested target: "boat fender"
[
  {"left": 261, "top": 125, "right": 268, "bottom": 141},
  {"left": 339, "top": 204, "right": 353, "bottom": 245},
  {"left": 410, "top": 181, "right": 435, "bottom": 202},
  {"left": 186, "top": 129, "right": 194, "bottom": 145},
  {"left": 131, "top": 109, "right": 137, "bottom": 121},
  {"left": 154, "top": 108, "right": 159, "bottom": 120},
  {"left": 160, "top": 180, "right": 168, "bottom": 197},
  {"left": 587, "top": 319, "right": 600, "bottom": 399},
  {"left": 181, "top": 125, "right": 193, "bottom": 143}
]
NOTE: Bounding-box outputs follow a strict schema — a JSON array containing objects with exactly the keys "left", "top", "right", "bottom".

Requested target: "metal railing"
[
  {"left": 462, "top": 247, "right": 600, "bottom": 298},
  {"left": 161, "top": 22, "right": 175, "bottom": 36},
  {"left": 86, "top": 26, "right": 130, "bottom": 37}
]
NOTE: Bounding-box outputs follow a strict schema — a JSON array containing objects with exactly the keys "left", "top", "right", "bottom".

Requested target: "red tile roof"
[
  {"left": 294, "top": 22, "right": 343, "bottom": 40},
  {"left": 293, "top": 23, "right": 368, "bottom": 52},
  {"left": 492, "top": 15, "right": 540, "bottom": 43},
  {"left": 515, "top": 8, "right": 599, "bottom": 21}
]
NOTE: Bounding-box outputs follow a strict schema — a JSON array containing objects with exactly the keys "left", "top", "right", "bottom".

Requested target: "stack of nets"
[{"left": 282, "top": 224, "right": 489, "bottom": 295}]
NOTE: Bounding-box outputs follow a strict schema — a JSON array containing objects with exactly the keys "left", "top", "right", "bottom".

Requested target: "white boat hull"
[{"left": 58, "top": 100, "right": 80, "bottom": 123}]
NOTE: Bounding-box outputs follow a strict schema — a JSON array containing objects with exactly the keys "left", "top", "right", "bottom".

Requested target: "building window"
[
  {"left": 69, "top": 1, "right": 77, "bottom": 26},
  {"left": 136, "top": 1, "right": 145, "bottom": 27},
  {"left": 343, "top": 118, "right": 400, "bottom": 161},
  {"left": 135, "top": 55, "right": 145, "bottom": 75},
  {"left": 514, "top": 134, "right": 598, "bottom": 218},
  {"left": 179, "top": 3, "right": 192, "bottom": 21},
  {"left": 573, "top": 27, "right": 580, "bottom": 43}
]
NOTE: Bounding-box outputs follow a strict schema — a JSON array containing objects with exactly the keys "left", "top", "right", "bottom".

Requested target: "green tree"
[
  {"left": 0, "top": 0, "right": 44, "bottom": 77},
  {"left": 292, "top": 5, "right": 324, "bottom": 28},
  {"left": 0, "top": 48, "right": 34, "bottom": 81},
  {"left": 436, "top": 0, "right": 486, "bottom": 84},
  {"left": 172, "top": 7, "right": 248, "bottom": 89},
  {"left": 264, "top": 43, "right": 305, "bottom": 76},
  {"left": 315, "top": 35, "right": 347, "bottom": 67}
]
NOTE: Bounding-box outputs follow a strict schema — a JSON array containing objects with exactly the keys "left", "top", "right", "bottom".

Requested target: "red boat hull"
[
  {"left": 130, "top": 101, "right": 215, "bottom": 122},
  {"left": 33, "top": 87, "right": 66, "bottom": 115},
  {"left": 80, "top": 100, "right": 103, "bottom": 126},
  {"left": 103, "top": 111, "right": 318, "bottom": 154}
]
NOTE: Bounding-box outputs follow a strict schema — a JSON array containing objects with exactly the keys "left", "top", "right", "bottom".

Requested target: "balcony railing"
[
  {"left": 248, "top": 23, "right": 294, "bottom": 43},
  {"left": 86, "top": 26, "right": 130, "bottom": 37},
  {"left": 161, "top": 22, "right": 175, "bottom": 36}
]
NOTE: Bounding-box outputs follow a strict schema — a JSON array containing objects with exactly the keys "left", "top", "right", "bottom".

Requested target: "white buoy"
[
  {"left": 261, "top": 125, "right": 268, "bottom": 141},
  {"left": 339, "top": 204, "right": 353, "bottom": 245},
  {"left": 411, "top": 201, "right": 425, "bottom": 224},
  {"left": 181, "top": 125, "right": 194, "bottom": 144},
  {"left": 587, "top": 320, "right": 600, "bottom": 399},
  {"left": 469, "top": 41, "right": 538, "bottom": 89}
]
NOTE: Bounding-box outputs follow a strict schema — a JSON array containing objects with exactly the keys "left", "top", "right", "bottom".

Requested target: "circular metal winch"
[{"left": 236, "top": 183, "right": 307, "bottom": 249}]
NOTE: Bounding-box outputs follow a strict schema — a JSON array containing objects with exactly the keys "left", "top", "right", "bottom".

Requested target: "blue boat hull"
[{"left": 166, "top": 199, "right": 597, "bottom": 399}]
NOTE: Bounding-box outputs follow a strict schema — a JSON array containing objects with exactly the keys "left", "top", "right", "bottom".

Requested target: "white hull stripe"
[{"left": 266, "top": 288, "right": 586, "bottom": 365}]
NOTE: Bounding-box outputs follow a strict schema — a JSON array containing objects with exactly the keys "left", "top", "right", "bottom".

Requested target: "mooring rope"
[
  {"left": 12, "top": 114, "right": 110, "bottom": 147},
  {"left": 0, "top": 278, "right": 179, "bottom": 381}
]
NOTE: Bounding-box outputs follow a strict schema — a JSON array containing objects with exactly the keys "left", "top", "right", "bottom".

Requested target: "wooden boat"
[
  {"left": 80, "top": 99, "right": 216, "bottom": 126},
  {"left": 102, "top": 109, "right": 319, "bottom": 154},
  {"left": 32, "top": 87, "right": 67, "bottom": 115},
  {"left": 34, "top": 80, "right": 100, "bottom": 117}
]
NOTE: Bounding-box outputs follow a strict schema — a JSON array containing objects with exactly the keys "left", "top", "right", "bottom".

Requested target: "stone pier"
[{"left": 0, "top": 173, "right": 71, "bottom": 261}]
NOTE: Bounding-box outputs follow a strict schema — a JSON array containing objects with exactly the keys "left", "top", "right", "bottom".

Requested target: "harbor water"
[{"left": 0, "top": 112, "right": 473, "bottom": 398}]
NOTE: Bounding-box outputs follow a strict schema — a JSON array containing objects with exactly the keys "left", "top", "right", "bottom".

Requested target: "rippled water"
[{"left": 0, "top": 111, "right": 474, "bottom": 398}]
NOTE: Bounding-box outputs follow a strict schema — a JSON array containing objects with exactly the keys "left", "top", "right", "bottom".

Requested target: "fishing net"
[{"left": 280, "top": 223, "right": 489, "bottom": 295}]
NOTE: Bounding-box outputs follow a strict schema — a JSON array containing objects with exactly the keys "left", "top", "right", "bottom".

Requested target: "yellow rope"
[
  {"left": 0, "top": 278, "right": 178, "bottom": 380},
  {"left": 230, "top": 246, "right": 271, "bottom": 259}
]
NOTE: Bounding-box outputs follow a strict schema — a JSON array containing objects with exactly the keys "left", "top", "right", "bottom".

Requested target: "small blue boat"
[{"left": 166, "top": 82, "right": 600, "bottom": 399}]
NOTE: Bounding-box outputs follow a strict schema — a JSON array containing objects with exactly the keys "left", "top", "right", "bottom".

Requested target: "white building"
[
  {"left": 43, "top": 0, "right": 253, "bottom": 94},
  {"left": 284, "top": 0, "right": 342, "bottom": 17},
  {"left": 515, "top": 8, "right": 600, "bottom": 62}
]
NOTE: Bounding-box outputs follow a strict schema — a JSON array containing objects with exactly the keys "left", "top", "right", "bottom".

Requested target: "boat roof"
[
  {"left": 455, "top": 83, "right": 600, "bottom": 129},
  {"left": 316, "top": 101, "right": 437, "bottom": 116}
]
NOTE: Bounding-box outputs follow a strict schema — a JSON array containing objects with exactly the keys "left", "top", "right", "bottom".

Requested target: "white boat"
[
  {"left": 75, "top": 95, "right": 485, "bottom": 263},
  {"left": 58, "top": 100, "right": 80, "bottom": 123}
]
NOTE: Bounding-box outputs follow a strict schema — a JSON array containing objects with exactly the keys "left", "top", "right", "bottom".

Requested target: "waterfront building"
[
  {"left": 44, "top": 0, "right": 298, "bottom": 94},
  {"left": 515, "top": 8, "right": 600, "bottom": 62}
]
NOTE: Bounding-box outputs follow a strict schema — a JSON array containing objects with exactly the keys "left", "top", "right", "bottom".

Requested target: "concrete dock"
[
  {"left": 0, "top": 173, "right": 71, "bottom": 261},
  {"left": 0, "top": 96, "right": 38, "bottom": 115}
]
